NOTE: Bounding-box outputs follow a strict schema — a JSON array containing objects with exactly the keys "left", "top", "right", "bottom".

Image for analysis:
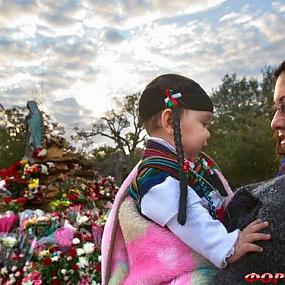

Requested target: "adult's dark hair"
[{"left": 274, "top": 60, "right": 285, "bottom": 79}]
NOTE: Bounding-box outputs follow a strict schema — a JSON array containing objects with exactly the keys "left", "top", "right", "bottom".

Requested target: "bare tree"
[{"left": 73, "top": 93, "right": 146, "bottom": 164}]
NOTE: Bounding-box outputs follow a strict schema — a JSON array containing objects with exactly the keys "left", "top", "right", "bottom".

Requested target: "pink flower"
[
  {"left": 78, "top": 277, "right": 91, "bottom": 285},
  {"left": 0, "top": 213, "right": 18, "bottom": 233},
  {"left": 54, "top": 227, "right": 75, "bottom": 249},
  {"left": 22, "top": 270, "right": 42, "bottom": 284}
]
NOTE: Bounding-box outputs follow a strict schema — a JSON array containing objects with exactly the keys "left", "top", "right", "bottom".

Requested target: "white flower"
[
  {"left": 38, "top": 250, "right": 49, "bottom": 257},
  {"left": 1, "top": 266, "right": 8, "bottom": 275},
  {"left": 72, "top": 238, "right": 80, "bottom": 245},
  {"left": 40, "top": 164, "right": 48, "bottom": 174},
  {"left": 15, "top": 271, "right": 21, "bottom": 277},
  {"left": 2, "top": 237, "right": 17, "bottom": 247},
  {"left": 11, "top": 266, "right": 17, "bottom": 272},
  {"left": 67, "top": 256, "right": 72, "bottom": 261},
  {"left": 77, "top": 256, "right": 88, "bottom": 268},
  {"left": 83, "top": 242, "right": 95, "bottom": 254},
  {"left": 46, "top": 162, "right": 55, "bottom": 168},
  {"left": 76, "top": 248, "right": 85, "bottom": 256},
  {"left": 51, "top": 256, "right": 59, "bottom": 262},
  {"left": 8, "top": 276, "right": 16, "bottom": 284},
  {"left": 76, "top": 215, "right": 89, "bottom": 225},
  {"left": 63, "top": 276, "right": 69, "bottom": 281},
  {"left": 22, "top": 282, "right": 33, "bottom": 285},
  {"left": 61, "top": 269, "right": 67, "bottom": 275},
  {"left": 98, "top": 255, "right": 102, "bottom": 262}
]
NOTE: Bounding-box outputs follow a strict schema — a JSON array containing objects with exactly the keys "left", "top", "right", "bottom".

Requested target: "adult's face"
[{"left": 271, "top": 71, "right": 285, "bottom": 155}]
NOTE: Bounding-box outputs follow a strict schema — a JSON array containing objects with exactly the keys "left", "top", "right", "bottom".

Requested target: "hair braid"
[{"left": 172, "top": 108, "right": 188, "bottom": 225}]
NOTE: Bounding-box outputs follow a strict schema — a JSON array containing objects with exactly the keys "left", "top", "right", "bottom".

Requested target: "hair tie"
[{"left": 164, "top": 89, "right": 182, "bottom": 108}]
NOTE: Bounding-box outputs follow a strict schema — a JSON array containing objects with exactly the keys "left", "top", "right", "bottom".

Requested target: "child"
[{"left": 102, "top": 74, "right": 270, "bottom": 285}]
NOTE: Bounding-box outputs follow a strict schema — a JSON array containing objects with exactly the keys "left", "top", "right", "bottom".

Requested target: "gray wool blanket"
[{"left": 214, "top": 175, "right": 285, "bottom": 285}]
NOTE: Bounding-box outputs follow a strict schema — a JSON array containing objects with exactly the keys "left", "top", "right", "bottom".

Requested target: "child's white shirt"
[{"left": 140, "top": 137, "right": 239, "bottom": 268}]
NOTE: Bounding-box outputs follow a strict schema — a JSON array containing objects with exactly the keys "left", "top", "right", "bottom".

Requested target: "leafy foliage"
[{"left": 207, "top": 67, "right": 278, "bottom": 187}]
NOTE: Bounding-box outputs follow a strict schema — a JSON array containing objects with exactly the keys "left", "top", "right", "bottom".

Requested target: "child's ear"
[{"left": 161, "top": 109, "right": 173, "bottom": 135}]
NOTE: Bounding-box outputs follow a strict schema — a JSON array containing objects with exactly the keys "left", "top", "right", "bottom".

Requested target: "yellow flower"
[
  {"left": 23, "top": 217, "right": 38, "bottom": 229},
  {"left": 50, "top": 201, "right": 60, "bottom": 208},
  {"left": 69, "top": 188, "right": 80, "bottom": 194},
  {"left": 61, "top": 200, "right": 71, "bottom": 207},
  {"left": 28, "top": 178, "right": 39, "bottom": 189}
]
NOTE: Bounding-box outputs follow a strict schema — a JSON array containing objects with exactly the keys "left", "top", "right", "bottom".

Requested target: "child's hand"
[{"left": 227, "top": 219, "right": 271, "bottom": 264}]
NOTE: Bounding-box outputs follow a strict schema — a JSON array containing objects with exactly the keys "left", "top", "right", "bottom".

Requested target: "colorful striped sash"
[{"left": 128, "top": 140, "right": 226, "bottom": 215}]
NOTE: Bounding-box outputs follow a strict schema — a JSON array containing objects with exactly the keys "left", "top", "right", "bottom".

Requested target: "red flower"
[
  {"left": 16, "top": 197, "right": 28, "bottom": 205},
  {"left": 68, "top": 247, "right": 77, "bottom": 258},
  {"left": 49, "top": 246, "right": 59, "bottom": 254},
  {"left": 208, "top": 159, "right": 215, "bottom": 167},
  {"left": 42, "top": 257, "right": 52, "bottom": 266},
  {"left": 72, "top": 264, "right": 79, "bottom": 271},
  {"left": 0, "top": 161, "right": 21, "bottom": 179},
  {"left": 32, "top": 147, "right": 47, "bottom": 159},
  {"left": 3, "top": 197, "right": 13, "bottom": 204},
  {"left": 68, "top": 194, "right": 78, "bottom": 201},
  {"left": 95, "top": 262, "right": 101, "bottom": 272},
  {"left": 11, "top": 255, "right": 21, "bottom": 261},
  {"left": 51, "top": 278, "right": 61, "bottom": 285}
]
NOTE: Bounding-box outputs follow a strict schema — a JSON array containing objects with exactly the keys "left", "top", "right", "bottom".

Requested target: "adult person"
[
  {"left": 271, "top": 60, "right": 285, "bottom": 153},
  {"left": 214, "top": 60, "right": 285, "bottom": 285}
]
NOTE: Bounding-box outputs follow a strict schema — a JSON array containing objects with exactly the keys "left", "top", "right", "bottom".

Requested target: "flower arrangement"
[
  {"left": 34, "top": 233, "right": 101, "bottom": 285},
  {"left": 0, "top": 159, "right": 118, "bottom": 284},
  {"left": 0, "top": 232, "right": 37, "bottom": 284},
  {"left": 0, "top": 161, "right": 54, "bottom": 212}
]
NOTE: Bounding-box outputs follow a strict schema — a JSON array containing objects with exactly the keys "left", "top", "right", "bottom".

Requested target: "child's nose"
[{"left": 206, "top": 129, "right": 211, "bottom": 139}]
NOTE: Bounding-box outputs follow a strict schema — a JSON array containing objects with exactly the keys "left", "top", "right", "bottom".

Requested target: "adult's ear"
[{"left": 161, "top": 109, "right": 173, "bottom": 135}]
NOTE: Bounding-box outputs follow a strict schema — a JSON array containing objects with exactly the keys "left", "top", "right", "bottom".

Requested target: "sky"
[{"left": 0, "top": 0, "right": 285, "bottom": 142}]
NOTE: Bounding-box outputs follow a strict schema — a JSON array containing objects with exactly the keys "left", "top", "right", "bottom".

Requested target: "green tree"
[
  {"left": 207, "top": 67, "right": 278, "bottom": 187},
  {"left": 0, "top": 104, "right": 68, "bottom": 169},
  {"left": 0, "top": 106, "right": 26, "bottom": 168}
]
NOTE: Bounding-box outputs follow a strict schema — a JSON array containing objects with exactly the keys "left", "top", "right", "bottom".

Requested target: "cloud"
[
  {"left": 150, "top": 0, "right": 227, "bottom": 14},
  {"left": 0, "top": 0, "right": 37, "bottom": 22},
  {"left": 46, "top": 97, "right": 94, "bottom": 135},
  {"left": 220, "top": 12, "right": 252, "bottom": 24},
  {"left": 0, "top": 86, "right": 39, "bottom": 108},
  {"left": 38, "top": 0, "right": 83, "bottom": 26},
  {"left": 1, "top": 0, "right": 284, "bottom": 144},
  {"left": 103, "top": 28, "right": 125, "bottom": 44},
  {"left": 273, "top": 1, "right": 285, "bottom": 13},
  {"left": 85, "top": 0, "right": 227, "bottom": 28},
  {"left": 250, "top": 13, "right": 285, "bottom": 43}
]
